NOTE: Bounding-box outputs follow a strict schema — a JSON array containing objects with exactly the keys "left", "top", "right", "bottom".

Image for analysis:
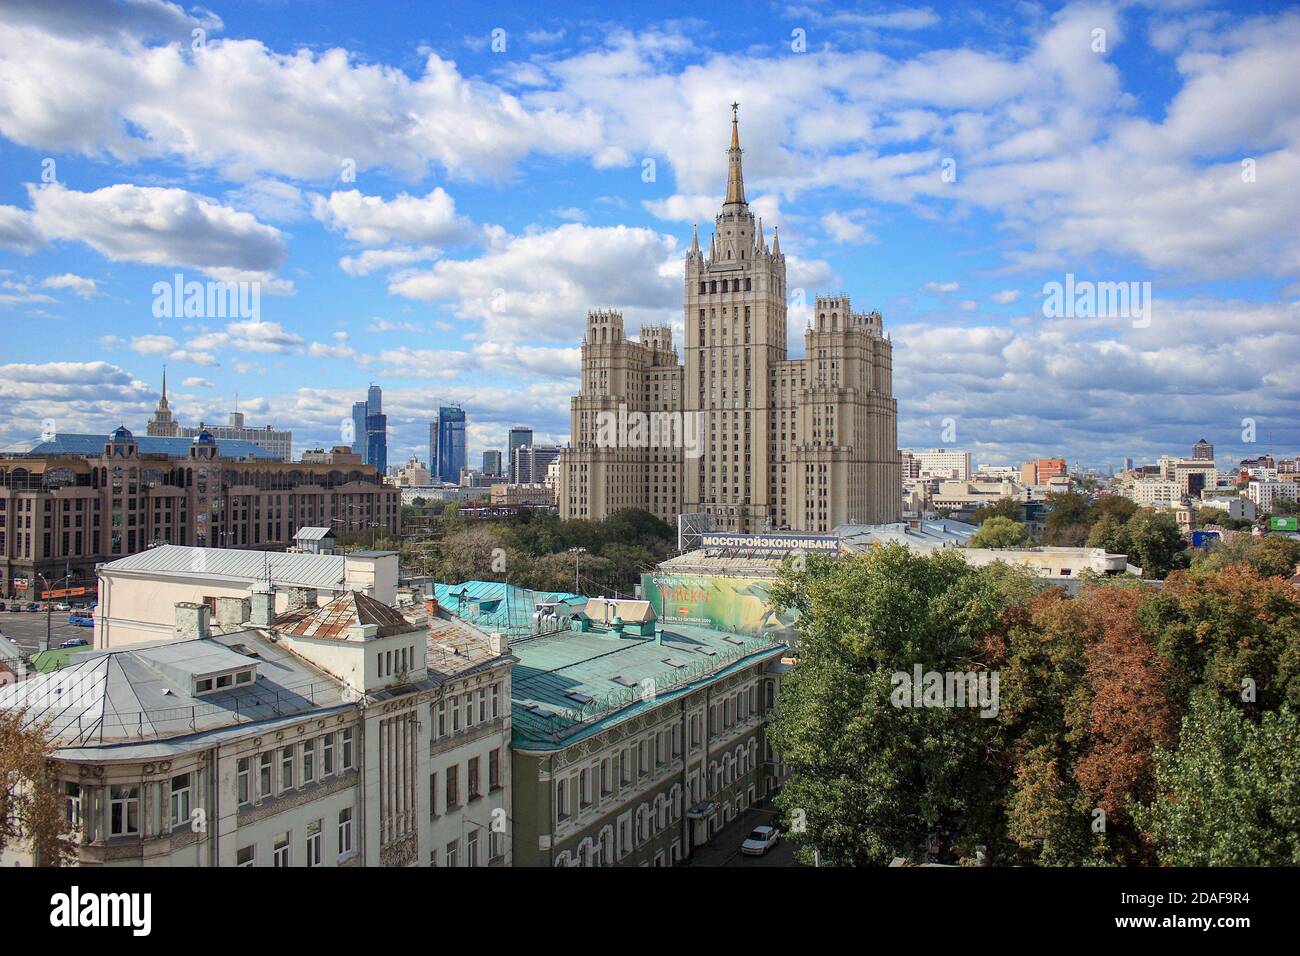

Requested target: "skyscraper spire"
[
  {"left": 690, "top": 222, "right": 700, "bottom": 256},
  {"left": 161, "top": 365, "right": 167, "bottom": 404},
  {"left": 725, "top": 101, "right": 746, "bottom": 206},
  {"left": 771, "top": 224, "right": 781, "bottom": 256}
]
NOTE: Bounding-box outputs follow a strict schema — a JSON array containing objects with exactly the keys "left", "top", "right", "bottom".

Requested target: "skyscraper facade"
[
  {"left": 482, "top": 450, "right": 503, "bottom": 476},
  {"left": 428, "top": 421, "right": 438, "bottom": 480},
  {"left": 513, "top": 444, "right": 562, "bottom": 485},
  {"left": 436, "top": 405, "right": 466, "bottom": 483},
  {"left": 351, "top": 401, "right": 368, "bottom": 458},
  {"left": 361, "top": 385, "right": 386, "bottom": 474},
  {"left": 507, "top": 426, "right": 533, "bottom": 482},
  {"left": 558, "top": 107, "right": 900, "bottom": 532},
  {"left": 1193, "top": 438, "right": 1214, "bottom": 461}
]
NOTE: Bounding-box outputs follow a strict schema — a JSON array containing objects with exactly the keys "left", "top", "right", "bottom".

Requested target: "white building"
[
  {"left": 1247, "top": 479, "right": 1300, "bottom": 513},
  {"left": 0, "top": 590, "right": 513, "bottom": 868},
  {"left": 95, "top": 544, "right": 398, "bottom": 649},
  {"left": 182, "top": 411, "right": 293, "bottom": 462},
  {"left": 1126, "top": 478, "right": 1182, "bottom": 507},
  {"left": 911, "top": 448, "right": 972, "bottom": 480},
  {"left": 1200, "top": 496, "right": 1256, "bottom": 521}
]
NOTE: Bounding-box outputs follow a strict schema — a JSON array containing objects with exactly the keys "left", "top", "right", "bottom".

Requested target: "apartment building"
[
  {"left": 0, "top": 589, "right": 512, "bottom": 868},
  {"left": 558, "top": 108, "right": 899, "bottom": 533},
  {"left": 1247, "top": 479, "right": 1300, "bottom": 513},
  {"left": 94, "top": 543, "right": 397, "bottom": 648},
  {"left": 0, "top": 427, "right": 399, "bottom": 602},
  {"left": 913, "top": 449, "right": 972, "bottom": 480},
  {"left": 507, "top": 612, "right": 788, "bottom": 867}
]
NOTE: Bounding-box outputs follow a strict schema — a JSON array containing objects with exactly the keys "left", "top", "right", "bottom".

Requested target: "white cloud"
[
  {"left": 129, "top": 334, "right": 177, "bottom": 354},
  {"left": 992, "top": 289, "right": 1021, "bottom": 304},
  {"left": 28, "top": 183, "right": 288, "bottom": 282},
  {"left": 387, "top": 222, "right": 682, "bottom": 343},
  {"left": 42, "top": 273, "right": 97, "bottom": 297},
  {"left": 339, "top": 246, "right": 437, "bottom": 277},
  {"left": 821, "top": 211, "right": 875, "bottom": 244},
  {"left": 312, "top": 188, "right": 469, "bottom": 247},
  {"left": 183, "top": 376, "right": 215, "bottom": 388}
]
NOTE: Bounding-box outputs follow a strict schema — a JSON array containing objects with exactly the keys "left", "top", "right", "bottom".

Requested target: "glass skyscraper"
[
  {"left": 508, "top": 425, "right": 533, "bottom": 483},
  {"left": 436, "top": 405, "right": 466, "bottom": 483},
  {"left": 356, "top": 385, "right": 386, "bottom": 473}
]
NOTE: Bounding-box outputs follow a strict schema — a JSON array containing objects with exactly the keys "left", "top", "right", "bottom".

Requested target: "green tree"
[
  {"left": 1191, "top": 534, "right": 1300, "bottom": 579},
  {"left": 1042, "top": 491, "right": 1090, "bottom": 545},
  {"left": 967, "top": 516, "right": 1032, "bottom": 549},
  {"left": 975, "top": 497, "right": 1023, "bottom": 524},
  {"left": 1134, "top": 690, "right": 1300, "bottom": 865},
  {"left": 437, "top": 525, "right": 504, "bottom": 583},
  {"left": 0, "top": 711, "right": 75, "bottom": 866},
  {"left": 769, "top": 545, "right": 1033, "bottom": 865}
]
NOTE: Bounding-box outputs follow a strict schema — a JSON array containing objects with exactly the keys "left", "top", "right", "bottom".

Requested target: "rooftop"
[
  {"left": 434, "top": 580, "right": 586, "bottom": 632},
  {"left": 294, "top": 526, "right": 335, "bottom": 541},
  {"left": 3, "top": 432, "right": 279, "bottom": 459},
  {"left": 0, "top": 629, "right": 348, "bottom": 749},
  {"left": 274, "top": 590, "right": 414, "bottom": 640},
  {"left": 510, "top": 621, "right": 785, "bottom": 750},
  {"left": 102, "top": 544, "right": 347, "bottom": 591}
]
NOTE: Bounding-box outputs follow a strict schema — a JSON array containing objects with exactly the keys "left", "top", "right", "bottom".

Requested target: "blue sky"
[{"left": 0, "top": 0, "right": 1297, "bottom": 471}]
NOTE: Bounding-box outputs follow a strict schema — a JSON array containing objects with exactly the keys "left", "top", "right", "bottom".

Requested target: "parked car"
[
  {"left": 0, "top": 602, "right": 7, "bottom": 611},
  {"left": 58, "top": 638, "right": 89, "bottom": 649},
  {"left": 25, "top": 602, "right": 40, "bottom": 611},
  {"left": 69, "top": 614, "right": 94, "bottom": 627},
  {"left": 53, "top": 602, "right": 71, "bottom": 611},
  {"left": 740, "top": 825, "right": 781, "bottom": 856}
]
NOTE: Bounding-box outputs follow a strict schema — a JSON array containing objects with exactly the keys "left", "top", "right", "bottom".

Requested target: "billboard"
[
  {"left": 642, "top": 571, "right": 799, "bottom": 640},
  {"left": 1190, "top": 530, "right": 1220, "bottom": 550},
  {"left": 1269, "top": 516, "right": 1299, "bottom": 531},
  {"left": 699, "top": 532, "right": 840, "bottom": 555}
]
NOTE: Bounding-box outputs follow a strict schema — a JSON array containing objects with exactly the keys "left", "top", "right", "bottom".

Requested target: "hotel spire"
[{"left": 725, "top": 101, "right": 746, "bottom": 206}]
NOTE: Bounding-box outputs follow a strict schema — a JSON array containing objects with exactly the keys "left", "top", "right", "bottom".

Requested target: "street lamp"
[{"left": 568, "top": 547, "right": 586, "bottom": 594}]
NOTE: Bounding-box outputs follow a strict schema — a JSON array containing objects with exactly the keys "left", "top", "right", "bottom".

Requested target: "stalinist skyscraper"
[{"left": 558, "top": 106, "right": 900, "bottom": 533}]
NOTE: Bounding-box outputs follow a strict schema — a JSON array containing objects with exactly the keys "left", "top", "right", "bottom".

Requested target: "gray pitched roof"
[{"left": 102, "top": 544, "right": 347, "bottom": 590}]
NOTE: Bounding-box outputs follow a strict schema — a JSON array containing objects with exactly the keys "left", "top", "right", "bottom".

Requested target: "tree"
[
  {"left": 1191, "top": 534, "right": 1300, "bottom": 579},
  {"left": 1134, "top": 691, "right": 1300, "bottom": 865},
  {"left": 967, "top": 516, "right": 1032, "bottom": 549},
  {"left": 1042, "top": 492, "right": 1090, "bottom": 545},
  {"left": 976, "top": 497, "right": 1023, "bottom": 524},
  {"left": 437, "top": 525, "right": 504, "bottom": 583},
  {"left": 0, "top": 710, "right": 75, "bottom": 866},
  {"left": 769, "top": 544, "right": 1034, "bottom": 865},
  {"left": 1089, "top": 508, "right": 1186, "bottom": 579}
]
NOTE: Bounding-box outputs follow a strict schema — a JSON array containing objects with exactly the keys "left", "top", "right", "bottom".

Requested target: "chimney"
[
  {"left": 288, "top": 586, "right": 318, "bottom": 610},
  {"left": 215, "top": 595, "right": 250, "bottom": 627},
  {"left": 489, "top": 631, "right": 510, "bottom": 656},
  {"left": 250, "top": 586, "right": 275, "bottom": 628},
  {"left": 175, "top": 602, "right": 210, "bottom": 640},
  {"left": 348, "top": 623, "right": 378, "bottom": 641}
]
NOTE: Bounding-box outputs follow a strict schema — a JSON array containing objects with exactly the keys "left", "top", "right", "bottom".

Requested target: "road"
[
  {"left": 0, "top": 610, "right": 89, "bottom": 655},
  {"left": 683, "top": 804, "right": 798, "bottom": 867}
]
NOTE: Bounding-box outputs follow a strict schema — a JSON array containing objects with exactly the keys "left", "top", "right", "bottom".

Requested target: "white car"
[{"left": 740, "top": 825, "right": 781, "bottom": 856}]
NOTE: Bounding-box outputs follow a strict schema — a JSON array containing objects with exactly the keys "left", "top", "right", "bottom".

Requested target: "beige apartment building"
[
  {"left": 558, "top": 108, "right": 900, "bottom": 533},
  {"left": 0, "top": 589, "right": 513, "bottom": 868}
]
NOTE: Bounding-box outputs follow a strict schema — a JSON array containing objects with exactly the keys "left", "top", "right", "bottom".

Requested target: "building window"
[
  {"left": 280, "top": 746, "right": 294, "bottom": 792},
  {"left": 237, "top": 758, "right": 251, "bottom": 805},
  {"left": 468, "top": 756, "right": 481, "bottom": 800},
  {"left": 446, "top": 765, "right": 459, "bottom": 808},
  {"left": 446, "top": 839, "right": 459, "bottom": 868},
  {"left": 302, "top": 739, "right": 315, "bottom": 785},
  {"left": 338, "top": 808, "right": 354, "bottom": 856},
  {"left": 488, "top": 749, "right": 500, "bottom": 790},
  {"left": 273, "top": 832, "right": 291, "bottom": 867},
  {"left": 259, "top": 752, "right": 273, "bottom": 798},
  {"left": 341, "top": 728, "right": 355, "bottom": 769},
  {"left": 490, "top": 683, "right": 500, "bottom": 718},
  {"left": 237, "top": 845, "right": 256, "bottom": 867},
  {"left": 306, "top": 820, "right": 322, "bottom": 867},
  {"left": 437, "top": 698, "right": 447, "bottom": 737},
  {"left": 109, "top": 785, "right": 140, "bottom": 836},
  {"left": 490, "top": 828, "right": 504, "bottom": 863},
  {"left": 64, "top": 782, "right": 82, "bottom": 830},
  {"left": 322, "top": 735, "right": 335, "bottom": 776},
  {"left": 169, "top": 773, "right": 191, "bottom": 829},
  {"left": 467, "top": 829, "right": 480, "bottom": 867},
  {"left": 477, "top": 688, "right": 487, "bottom": 723}
]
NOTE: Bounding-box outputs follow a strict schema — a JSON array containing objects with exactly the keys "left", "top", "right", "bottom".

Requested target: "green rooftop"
[{"left": 509, "top": 622, "right": 786, "bottom": 750}]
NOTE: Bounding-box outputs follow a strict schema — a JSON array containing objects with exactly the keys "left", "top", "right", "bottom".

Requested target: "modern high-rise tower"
[
  {"left": 507, "top": 426, "right": 533, "bottom": 482},
  {"left": 436, "top": 405, "right": 466, "bottom": 483},
  {"left": 558, "top": 106, "right": 900, "bottom": 532}
]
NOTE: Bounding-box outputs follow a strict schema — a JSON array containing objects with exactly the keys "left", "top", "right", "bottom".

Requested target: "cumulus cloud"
[
  {"left": 386, "top": 222, "right": 682, "bottom": 342},
  {"left": 41, "top": 273, "right": 97, "bottom": 297},
  {"left": 28, "top": 183, "right": 288, "bottom": 283},
  {"left": 312, "top": 188, "right": 470, "bottom": 247}
]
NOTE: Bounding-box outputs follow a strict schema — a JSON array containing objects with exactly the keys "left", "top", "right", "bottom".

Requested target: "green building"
[{"left": 507, "top": 617, "right": 789, "bottom": 867}]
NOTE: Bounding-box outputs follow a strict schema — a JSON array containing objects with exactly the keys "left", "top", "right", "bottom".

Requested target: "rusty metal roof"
[{"left": 274, "top": 590, "right": 413, "bottom": 640}]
